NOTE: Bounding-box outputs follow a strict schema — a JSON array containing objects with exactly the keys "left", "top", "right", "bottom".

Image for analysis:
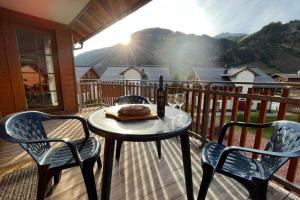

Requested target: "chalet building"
[
  {"left": 188, "top": 66, "right": 277, "bottom": 111},
  {"left": 272, "top": 72, "right": 300, "bottom": 83},
  {"left": 0, "top": 0, "right": 150, "bottom": 116},
  {"left": 101, "top": 65, "right": 171, "bottom": 81},
  {"left": 75, "top": 66, "right": 100, "bottom": 105},
  {"left": 272, "top": 72, "right": 300, "bottom": 113},
  {"left": 75, "top": 66, "right": 100, "bottom": 80},
  {"left": 188, "top": 66, "right": 276, "bottom": 93}
]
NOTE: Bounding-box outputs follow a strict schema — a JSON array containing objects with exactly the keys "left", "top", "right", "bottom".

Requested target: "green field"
[
  {"left": 220, "top": 112, "right": 299, "bottom": 138},
  {"left": 181, "top": 105, "right": 298, "bottom": 139}
]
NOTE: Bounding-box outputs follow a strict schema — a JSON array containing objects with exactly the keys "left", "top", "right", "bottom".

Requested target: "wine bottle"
[{"left": 156, "top": 75, "right": 165, "bottom": 117}]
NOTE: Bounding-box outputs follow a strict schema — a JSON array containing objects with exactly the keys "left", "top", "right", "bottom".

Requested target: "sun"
[{"left": 120, "top": 36, "right": 131, "bottom": 45}]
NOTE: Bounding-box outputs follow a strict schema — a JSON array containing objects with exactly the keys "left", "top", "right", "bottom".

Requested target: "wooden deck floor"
[{"left": 0, "top": 107, "right": 299, "bottom": 200}]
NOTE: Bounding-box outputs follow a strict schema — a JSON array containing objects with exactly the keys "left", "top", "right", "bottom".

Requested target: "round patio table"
[{"left": 87, "top": 104, "right": 193, "bottom": 200}]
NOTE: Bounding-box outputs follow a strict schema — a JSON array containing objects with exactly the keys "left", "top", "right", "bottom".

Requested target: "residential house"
[
  {"left": 272, "top": 72, "right": 300, "bottom": 83},
  {"left": 75, "top": 66, "right": 100, "bottom": 104},
  {"left": 101, "top": 65, "right": 171, "bottom": 81},
  {"left": 75, "top": 66, "right": 100, "bottom": 80},
  {"left": 189, "top": 66, "right": 275, "bottom": 92},
  {"left": 272, "top": 71, "right": 300, "bottom": 113},
  {"left": 188, "top": 66, "right": 277, "bottom": 111},
  {"left": 0, "top": 0, "right": 150, "bottom": 116},
  {"left": 101, "top": 65, "right": 171, "bottom": 97}
]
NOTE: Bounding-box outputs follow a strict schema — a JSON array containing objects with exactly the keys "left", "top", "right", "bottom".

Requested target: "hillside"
[
  {"left": 75, "top": 20, "right": 300, "bottom": 78},
  {"left": 233, "top": 20, "right": 300, "bottom": 73}
]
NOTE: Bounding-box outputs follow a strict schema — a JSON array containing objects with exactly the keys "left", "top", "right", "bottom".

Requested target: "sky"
[{"left": 74, "top": 0, "right": 300, "bottom": 56}]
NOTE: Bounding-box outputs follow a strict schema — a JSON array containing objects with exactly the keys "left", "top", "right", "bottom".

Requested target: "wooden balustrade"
[{"left": 77, "top": 79, "right": 300, "bottom": 191}]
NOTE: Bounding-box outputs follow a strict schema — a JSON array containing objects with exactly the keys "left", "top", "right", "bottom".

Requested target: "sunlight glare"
[{"left": 120, "top": 35, "right": 131, "bottom": 45}]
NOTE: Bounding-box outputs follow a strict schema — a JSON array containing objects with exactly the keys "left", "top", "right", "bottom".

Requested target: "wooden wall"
[
  {"left": 0, "top": 19, "right": 15, "bottom": 116},
  {"left": 0, "top": 8, "right": 78, "bottom": 116}
]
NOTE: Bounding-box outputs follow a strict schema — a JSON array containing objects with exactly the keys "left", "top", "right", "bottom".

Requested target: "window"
[{"left": 16, "top": 28, "right": 61, "bottom": 109}]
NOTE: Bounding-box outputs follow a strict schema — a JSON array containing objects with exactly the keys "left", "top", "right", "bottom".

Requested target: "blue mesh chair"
[
  {"left": 115, "top": 95, "right": 162, "bottom": 159},
  {"left": 0, "top": 111, "right": 101, "bottom": 200},
  {"left": 197, "top": 120, "right": 300, "bottom": 200}
]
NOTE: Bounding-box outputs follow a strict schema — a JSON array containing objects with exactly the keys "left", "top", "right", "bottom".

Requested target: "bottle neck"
[{"left": 159, "top": 77, "right": 163, "bottom": 87}]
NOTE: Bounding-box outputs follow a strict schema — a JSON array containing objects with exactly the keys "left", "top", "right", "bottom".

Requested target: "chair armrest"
[
  {"left": 218, "top": 121, "right": 273, "bottom": 144},
  {"left": 217, "top": 146, "right": 300, "bottom": 169},
  {"left": 49, "top": 115, "right": 90, "bottom": 138},
  {"left": 20, "top": 138, "right": 82, "bottom": 165}
]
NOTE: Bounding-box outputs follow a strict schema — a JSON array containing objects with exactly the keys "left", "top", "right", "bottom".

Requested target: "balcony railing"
[{"left": 77, "top": 79, "right": 300, "bottom": 194}]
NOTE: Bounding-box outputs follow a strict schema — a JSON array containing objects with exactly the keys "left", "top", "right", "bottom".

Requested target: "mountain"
[
  {"left": 75, "top": 20, "right": 300, "bottom": 78},
  {"left": 234, "top": 21, "right": 300, "bottom": 73},
  {"left": 215, "top": 32, "right": 247, "bottom": 42},
  {"left": 76, "top": 28, "right": 236, "bottom": 78}
]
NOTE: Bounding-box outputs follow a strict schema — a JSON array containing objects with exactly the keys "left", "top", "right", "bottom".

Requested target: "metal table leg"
[
  {"left": 101, "top": 138, "right": 115, "bottom": 200},
  {"left": 180, "top": 133, "right": 194, "bottom": 200}
]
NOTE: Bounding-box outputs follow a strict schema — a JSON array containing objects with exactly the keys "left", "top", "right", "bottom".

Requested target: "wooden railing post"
[
  {"left": 77, "top": 80, "right": 82, "bottom": 111},
  {"left": 195, "top": 85, "right": 203, "bottom": 135},
  {"left": 209, "top": 86, "right": 218, "bottom": 141},
  {"left": 228, "top": 87, "right": 240, "bottom": 146},
  {"left": 219, "top": 86, "right": 228, "bottom": 129},
  {"left": 277, "top": 88, "right": 289, "bottom": 120},
  {"left": 190, "top": 85, "right": 196, "bottom": 131},
  {"left": 252, "top": 89, "right": 270, "bottom": 159},
  {"left": 200, "top": 83, "right": 211, "bottom": 142},
  {"left": 240, "top": 88, "right": 253, "bottom": 147},
  {"left": 98, "top": 81, "right": 102, "bottom": 107}
]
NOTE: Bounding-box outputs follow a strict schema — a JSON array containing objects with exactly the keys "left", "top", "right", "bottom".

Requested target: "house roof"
[
  {"left": 75, "top": 66, "right": 99, "bottom": 80},
  {"left": 192, "top": 66, "right": 276, "bottom": 86},
  {"left": 222, "top": 66, "right": 259, "bottom": 77},
  {"left": 272, "top": 74, "right": 300, "bottom": 79},
  {"left": 101, "top": 65, "right": 171, "bottom": 81},
  {"left": 119, "top": 66, "right": 145, "bottom": 75}
]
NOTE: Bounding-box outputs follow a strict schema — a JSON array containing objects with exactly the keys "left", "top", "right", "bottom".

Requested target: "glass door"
[{"left": 15, "top": 27, "right": 62, "bottom": 110}]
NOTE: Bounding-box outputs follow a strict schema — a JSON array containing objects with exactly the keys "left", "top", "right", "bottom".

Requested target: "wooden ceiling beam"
[
  {"left": 82, "top": 12, "right": 101, "bottom": 28},
  {"left": 72, "top": 25, "right": 88, "bottom": 38},
  {"left": 76, "top": 19, "right": 94, "bottom": 34},
  {"left": 70, "top": 0, "right": 151, "bottom": 44},
  {"left": 90, "top": 1, "right": 112, "bottom": 24}
]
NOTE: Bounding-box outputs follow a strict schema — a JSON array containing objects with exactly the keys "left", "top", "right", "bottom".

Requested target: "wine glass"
[
  {"left": 175, "top": 93, "right": 185, "bottom": 110},
  {"left": 167, "top": 93, "right": 176, "bottom": 108}
]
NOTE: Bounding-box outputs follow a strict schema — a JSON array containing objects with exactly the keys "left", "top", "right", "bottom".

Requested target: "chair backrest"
[
  {"left": 0, "top": 111, "right": 51, "bottom": 163},
  {"left": 115, "top": 95, "right": 150, "bottom": 105},
  {"left": 261, "top": 120, "right": 300, "bottom": 177}
]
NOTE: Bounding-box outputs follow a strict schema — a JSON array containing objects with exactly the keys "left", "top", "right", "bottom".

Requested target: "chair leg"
[
  {"left": 197, "top": 164, "right": 215, "bottom": 200},
  {"left": 156, "top": 140, "right": 161, "bottom": 159},
  {"left": 115, "top": 140, "right": 123, "bottom": 160},
  {"left": 249, "top": 180, "right": 268, "bottom": 200},
  {"left": 97, "top": 156, "right": 102, "bottom": 168},
  {"left": 81, "top": 161, "right": 98, "bottom": 200},
  {"left": 54, "top": 171, "right": 62, "bottom": 184},
  {"left": 37, "top": 167, "right": 52, "bottom": 200}
]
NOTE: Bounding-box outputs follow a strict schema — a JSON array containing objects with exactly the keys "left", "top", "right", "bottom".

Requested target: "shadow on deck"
[{"left": 0, "top": 107, "right": 299, "bottom": 200}]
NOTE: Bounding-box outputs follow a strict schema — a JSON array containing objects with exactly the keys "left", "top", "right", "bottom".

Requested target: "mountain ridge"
[{"left": 214, "top": 32, "right": 247, "bottom": 42}]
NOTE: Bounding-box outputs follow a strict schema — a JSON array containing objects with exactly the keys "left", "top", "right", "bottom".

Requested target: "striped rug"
[{"left": 0, "top": 165, "right": 37, "bottom": 200}]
